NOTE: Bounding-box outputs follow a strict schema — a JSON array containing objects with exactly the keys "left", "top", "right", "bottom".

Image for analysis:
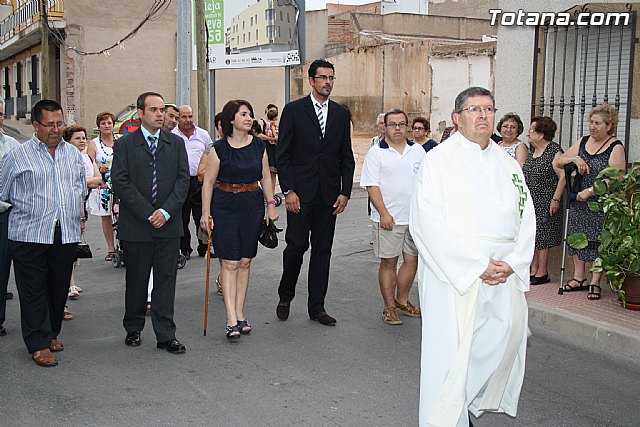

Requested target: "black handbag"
[
  {"left": 258, "top": 219, "right": 282, "bottom": 249},
  {"left": 76, "top": 231, "right": 92, "bottom": 259}
]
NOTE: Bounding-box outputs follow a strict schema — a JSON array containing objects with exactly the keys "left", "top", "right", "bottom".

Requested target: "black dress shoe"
[
  {"left": 5, "top": 291, "right": 13, "bottom": 300},
  {"left": 0, "top": 325, "right": 6, "bottom": 337},
  {"left": 125, "top": 331, "right": 141, "bottom": 347},
  {"left": 310, "top": 311, "right": 337, "bottom": 326},
  {"left": 157, "top": 338, "right": 186, "bottom": 354},
  {"left": 531, "top": 274, "right": 550, "bottom": 285},
  {"left": 276, "top": 301, "right": 290, "bottom": 320}
]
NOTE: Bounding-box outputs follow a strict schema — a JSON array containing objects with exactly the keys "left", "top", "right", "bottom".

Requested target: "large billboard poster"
[{"left": 199, "top": 0, "right": 302, "bottom": 69}]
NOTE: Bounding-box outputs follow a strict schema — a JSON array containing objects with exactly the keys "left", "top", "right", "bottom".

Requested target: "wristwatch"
[{"left": 283, "top": 189, "right": 294, "bottom": 195}]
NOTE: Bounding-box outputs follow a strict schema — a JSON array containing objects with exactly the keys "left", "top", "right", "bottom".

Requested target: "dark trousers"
[
  {"left": 122, "top": 237, "right": 179, "bottom": 342},
  {"left": 180, "top": 176, "right": 203, "bottom": 254},
  {"left": 0, "top": 210, "right": 12, "bottom": 326},
  {"left": 10, "top": 225, "right": 76, "bottom": 353},
  {"left": 278, "top": 195, "right": 337, "bottom": 316}
]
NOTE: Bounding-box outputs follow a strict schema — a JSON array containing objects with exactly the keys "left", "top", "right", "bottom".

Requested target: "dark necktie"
[
  {"left": 149, "top": 136, "right": 158, "bottom": 205},
  {"left": 316, "top": 103, "right": 325, "bottom": 136}
]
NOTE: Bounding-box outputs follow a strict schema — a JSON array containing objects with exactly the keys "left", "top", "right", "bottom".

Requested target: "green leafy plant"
[{"left": 567, "top": 163, "right": 640, "bottom": 307}]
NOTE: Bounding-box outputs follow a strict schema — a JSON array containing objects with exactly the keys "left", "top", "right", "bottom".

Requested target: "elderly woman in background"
[
  {"left": 86, "top": 112, "right": 118, "bottom": 261},
  {"left": 555, "top": 104, "right": 626, "bottom": 300},
  {"left": 497, "top": 112, "right": 527, "bottom": 167},
  {"left": 522, "top": 117, "right": 564, "bottom": 285},
  {"left": 63, "top": 126, "right": 102, "bottom": 308},
  {"left": 411, "top": 116, "right": 438, "bottom": 153}
]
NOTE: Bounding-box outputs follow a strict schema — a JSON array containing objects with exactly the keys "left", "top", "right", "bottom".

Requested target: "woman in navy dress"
[
  {"left": 554, "top": 104, "right": 626, "bottom": 300},
  {"left": 201, "top": 100, "right": 279, "bottom": 339}
]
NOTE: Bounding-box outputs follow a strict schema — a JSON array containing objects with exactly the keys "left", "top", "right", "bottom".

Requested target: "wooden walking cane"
[{"left": 203, "top": 216, "right": 213, "bottom": 336}]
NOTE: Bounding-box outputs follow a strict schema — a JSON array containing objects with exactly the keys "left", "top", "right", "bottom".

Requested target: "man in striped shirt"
[{"left": 0, "top": 99, "right": 86, "bottom": 367}]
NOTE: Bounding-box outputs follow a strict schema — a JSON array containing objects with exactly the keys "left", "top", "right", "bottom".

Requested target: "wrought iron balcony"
[{"left": 0, "top": 0, "right": 64, "bottom": 45}]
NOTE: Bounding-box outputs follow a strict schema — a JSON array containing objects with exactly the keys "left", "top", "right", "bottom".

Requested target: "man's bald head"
[{"left": 177, "top": 104, "right": 194, "bottom": 133}]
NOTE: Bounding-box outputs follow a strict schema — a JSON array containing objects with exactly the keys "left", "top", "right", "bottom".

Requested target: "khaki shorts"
[{"left": 372, "top": 222, "right": 418, "bottom": 258}]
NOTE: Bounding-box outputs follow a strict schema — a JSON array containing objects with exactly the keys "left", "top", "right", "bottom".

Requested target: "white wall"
[{"left": 430, "top": 54, "right": 493, "bottom": 140}]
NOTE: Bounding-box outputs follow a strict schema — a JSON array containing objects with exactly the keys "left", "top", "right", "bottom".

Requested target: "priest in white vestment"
[{"left": 409, "top": 87, "right": 535, "bottom": 427}]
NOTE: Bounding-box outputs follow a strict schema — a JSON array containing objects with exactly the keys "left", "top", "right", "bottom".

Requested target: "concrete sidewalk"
[{"left": 527, "top": 278, "right": 640, "bottom": 361}]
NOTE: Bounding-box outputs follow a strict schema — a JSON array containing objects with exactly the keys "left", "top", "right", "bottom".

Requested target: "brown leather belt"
[{"left": 217, "top": 181, "right": 260, "bottom": 193}]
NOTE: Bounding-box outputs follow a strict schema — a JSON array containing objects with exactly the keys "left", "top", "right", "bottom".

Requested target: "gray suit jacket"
[{"left": 111, "top": 128, "right": 190, "bottom": 241}]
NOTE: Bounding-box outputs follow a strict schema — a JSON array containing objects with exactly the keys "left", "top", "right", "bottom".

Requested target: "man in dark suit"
[
  {"left": 112, "top": 92, "right": 190, "bottom": 353},
  {"left": 276, "top": 59, "right": 355, "bottom": 326}
]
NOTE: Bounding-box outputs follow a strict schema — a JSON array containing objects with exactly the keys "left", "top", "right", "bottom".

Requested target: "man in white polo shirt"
[{"left": 361, "top": 109, "right": 426, "bottom": 325}]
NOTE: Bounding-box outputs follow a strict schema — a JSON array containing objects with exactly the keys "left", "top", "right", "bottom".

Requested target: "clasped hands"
[
  {"left": 479, "top": 259, "right": 514, "bottom": 285},
  {"left": 149, "top": 209, "right": 167, "bottom": 229}
]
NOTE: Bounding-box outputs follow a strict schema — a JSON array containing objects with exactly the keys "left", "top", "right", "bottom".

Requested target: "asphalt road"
[{"left": 0, "top": 189, "right": 638, "bottom": 426}]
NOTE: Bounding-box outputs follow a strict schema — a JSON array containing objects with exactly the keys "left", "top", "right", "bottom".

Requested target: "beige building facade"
[
  {"left": 0, "top": 0, "right": 182, "bottom": 128},
  {"left": 229, "top": 0, "right": 297, "bottom": 53}
]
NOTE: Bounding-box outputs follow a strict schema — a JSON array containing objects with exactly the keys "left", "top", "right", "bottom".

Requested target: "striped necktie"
[
  {"left": 149, "top": 136, "right": 158, "bottom": 205},
  {"left": 316, "top": 103, "right": 325, "bottom": 136}
]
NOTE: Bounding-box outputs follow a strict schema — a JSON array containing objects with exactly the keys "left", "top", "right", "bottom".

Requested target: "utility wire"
[{"left": 42, "top": 0, "right": 172, "bottom": 56}]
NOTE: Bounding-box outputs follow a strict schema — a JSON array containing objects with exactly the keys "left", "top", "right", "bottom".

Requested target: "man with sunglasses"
[
  {"left": 275, "top": 59, "right": 355, "bottom": 326},
  {"left": 410, "top": 87, "right": 535, "bottom": 426},
  {"left": 0, "top": 100, "right": 86, "bottom": 367}
]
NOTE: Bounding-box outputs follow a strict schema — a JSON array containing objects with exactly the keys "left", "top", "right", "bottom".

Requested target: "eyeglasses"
[
  {"left": 502, "top": 125, "right": 518, "bottom": 130},
  {"left": 38, "top": 122, "right": 66, "bottom": 130},
  {"left": 312, "top": 75, "right": 336, "bottom": 82},
  {"left": 387, "top": 122, "right": 407, "bottom": 129},
  {"left": 412, "top": 126, "right": 425, "bottom": 131},
  {"left": 458, "top": 106, "right": 497, "bottom": 115}
]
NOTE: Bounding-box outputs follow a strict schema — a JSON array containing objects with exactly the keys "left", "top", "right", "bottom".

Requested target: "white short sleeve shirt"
[{"left": 360, "top": 139, "right": 426, "bottom": 225}]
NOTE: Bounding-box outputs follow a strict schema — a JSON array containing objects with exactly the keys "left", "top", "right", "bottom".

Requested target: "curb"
[{"left": 528, "top": 301, "right": 640, "bottom": 361}]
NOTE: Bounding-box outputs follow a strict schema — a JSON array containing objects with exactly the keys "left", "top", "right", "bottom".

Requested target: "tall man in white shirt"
[
  {"left": 361, "top": 109, "right": 424, "bottom": 325},
  {"left": 172, "top": 105, "right": 213, "bottom": 258},
  {"left": 410, "top": 87, "right": 535, "bottom": 426},
  {"left": 0, "top": 99, "right": 21, "bottom": 337}
]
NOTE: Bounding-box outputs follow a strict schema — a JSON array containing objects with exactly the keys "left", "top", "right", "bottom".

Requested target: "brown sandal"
[
  {"left": 49, "top": 339, "right": 64, "bottom": 352},
  {"left": 32, "top": 349, "right": 58, "bottom": 367}
]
